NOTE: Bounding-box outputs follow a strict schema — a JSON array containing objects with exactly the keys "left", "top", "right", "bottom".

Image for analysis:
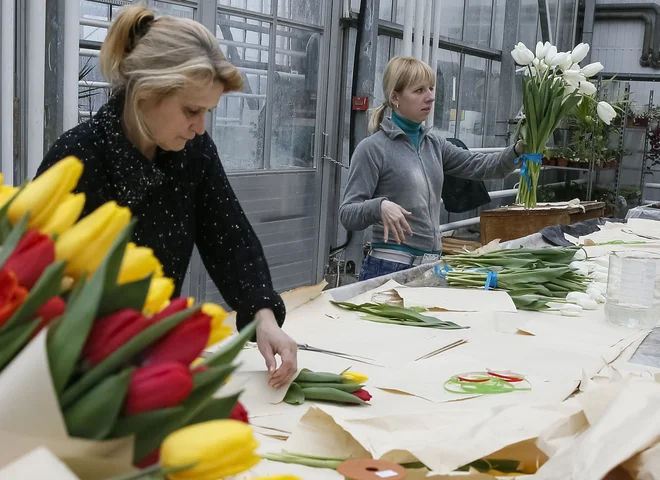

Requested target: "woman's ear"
[{"left": 390, "top": 92, "right": 399, "bottom": 109}]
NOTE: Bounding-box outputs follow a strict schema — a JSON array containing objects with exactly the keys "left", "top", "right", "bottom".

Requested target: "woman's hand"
[
  {"left": 514, "top": 140, "right": 525, "bottom": 156},
  {"left": 381, "top": 200, "right": 413, "bottom": 244},
  {"left": 255, "top": 309, "right": 298, "bottom": 389}
]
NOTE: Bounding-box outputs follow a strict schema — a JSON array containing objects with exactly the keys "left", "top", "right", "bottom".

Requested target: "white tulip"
[
  {"left": 578, "top": 297, "right": 598, "bottom": 310},
  {"left": 571, "top": 42, "right": 590, "bottom": 63},
  {"left": 511, "top": 42, "right": 535, "bottom": 65},
  {"left": 544, "top": 45, "right": 558, "bottom": 64},
  {"left": 581, "top": 61, "right": 604, "bottom": 78},
  {"left": 536, "top": 41, "right": 551, "bottom": 59},
  {"left": 578, "top": 81, "right": 597, "bottom": 95},
  {"left": 562, "top": 69, "right": 586, "bottom": 85},
  {"left": 597, "top": 101, "right": 617, "bottom": 125},
  {"left": 564, "top": 83, "right": 577, "bottom": 95}
]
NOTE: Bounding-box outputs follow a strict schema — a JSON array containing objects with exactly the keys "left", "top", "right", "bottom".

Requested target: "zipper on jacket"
[{"left": 414, "top": 141, "right": 436, "bottom": 252}]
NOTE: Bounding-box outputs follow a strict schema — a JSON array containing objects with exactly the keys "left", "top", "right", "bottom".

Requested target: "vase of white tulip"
[{"left": 511, "top": 41, "right": 617, "bottom": 208}]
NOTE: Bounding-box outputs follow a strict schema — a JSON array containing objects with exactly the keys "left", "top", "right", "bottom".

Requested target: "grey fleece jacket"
[{"left": 339, "top": 114, "right": 518, "bottom": 253}]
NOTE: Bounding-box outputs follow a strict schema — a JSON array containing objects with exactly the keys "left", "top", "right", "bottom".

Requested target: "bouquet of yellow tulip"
[{"left": 0, "top": 157, "right": 254, "bottom": 472}]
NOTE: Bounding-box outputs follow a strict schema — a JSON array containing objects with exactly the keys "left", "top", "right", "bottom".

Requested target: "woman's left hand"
[
  {"left": 255, "top": 309, "right": 298, "bottom": 389},
  {"left": 514, "top": 140, "right": 525, "bottom": 156}
]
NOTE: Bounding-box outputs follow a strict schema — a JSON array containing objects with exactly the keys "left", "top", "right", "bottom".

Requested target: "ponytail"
[
  {"left": 100, "top": 5, "right": 155, "bottom": 87},
  {"left": 368, "top": 104, "right": 388, "bottom": 134}
]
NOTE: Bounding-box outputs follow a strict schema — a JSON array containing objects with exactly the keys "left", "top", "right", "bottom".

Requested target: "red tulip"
[
  {"left": 82, "top": 309, "right": 151, "bottom": 366},
  {"left": 124, "top": 362, "right": 193, "bottom": 416},
  {"left": 4, "top": 230, "right": 55, "bottom": 289},
  {"left": 0, "top": 270, "right": 27, "bottom": 329},
  {"left": 31, "top": 296, "right": 66, "bottom": 338},
  {"left": 229, "top": 401, "right": 249, "bottom": 424},
  {"left": 148, "top": 297, "right": 189, "bottom": 325},
  {"left": 353, "top": 388, "right": 372, "bottom": 402},
  {"left": 142, "top": 311, "right": 211, "bottom": 366},
  {"left": 135, "top": 449, "right": 160, "bottom": 469}
]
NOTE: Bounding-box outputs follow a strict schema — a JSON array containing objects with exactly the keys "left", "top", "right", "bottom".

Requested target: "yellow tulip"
[
  {"left": 143, "top": 277, "right": 175, "bottom": 316},
  {"left": 8, "top": 156, "right": 83, "bottom": 228},
  {"left": 161, "top": 420, "right": 260, "bottom": 480},
  {"left": 40, "top": 193, "right": 86, "bottom": 235},
  {"left": 341, "top": 371, "right": 369, "bottom": 384},
  {"left": 55, "top": 201, "right": 131, "bottom": 278},
  {"left": 201, "top": 302, "right": 231, "bottom": 347},
  {"left": 0, "top": 185, "right": 18, "bottom": 208},
  {"left": 117, "top": 242, "right": 164, "bottom": 284},
  {"left": 252, "top": 476, "right": 302, "bottom": 480}
]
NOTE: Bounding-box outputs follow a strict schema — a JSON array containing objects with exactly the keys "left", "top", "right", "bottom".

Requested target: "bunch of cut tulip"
[
  {"left": 283, "top": 369, "right": 372, "bottom": 406},
  {"left": 442, "top": 247, "right": 590, "bottom": 311},
  {"left": 0, "top": 157, "right": 253, "bottom": 469}
]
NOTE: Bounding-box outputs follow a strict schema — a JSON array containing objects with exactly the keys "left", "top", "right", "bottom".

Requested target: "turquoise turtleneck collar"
[{"left": 392, "top": 111, "right": 422, "bottom": 150}]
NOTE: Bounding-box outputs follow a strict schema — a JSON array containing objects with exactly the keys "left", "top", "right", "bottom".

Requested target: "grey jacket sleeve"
[
  {"left": 440, "top": 137, "right": 519, "bottom": 180},
  {"left": 339, "top": 141, "right": 386, "bottom": 231}
]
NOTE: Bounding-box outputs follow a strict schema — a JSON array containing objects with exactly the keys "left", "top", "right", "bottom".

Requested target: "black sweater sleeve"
[{"left": 194, "top": 134, "right": 286, "bottom": 331}]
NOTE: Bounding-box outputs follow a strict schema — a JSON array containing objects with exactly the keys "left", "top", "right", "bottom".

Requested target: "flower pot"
[
  {"left": 606, "top": 160, "right": 617, "bottom": 169},
  {"left": 556, "top": 158, "right": 569, "bottom": 167},
  {"left": 542, "top": 156, "right": 549, "bottom": 166},
  {"left": 548, "top": 157, "right": 558, "bottom": 166},
  {"left": 632, "top": 117, "right": 649, "bottom": 128}
]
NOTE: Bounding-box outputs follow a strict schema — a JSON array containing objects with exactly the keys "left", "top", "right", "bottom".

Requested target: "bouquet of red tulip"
[{"left": 0, "top": 157, "right": 252, "bottom": 471}]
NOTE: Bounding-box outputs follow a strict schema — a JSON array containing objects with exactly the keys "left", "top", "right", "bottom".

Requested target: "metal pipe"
[
  {"left": 217, "top": 39, "right": 306, "bottom": 58},
  {"left": 422, "top": 0, "right": 433, "bottom": 64},
  {"left": 80, "top": 17, "right": 110, "bottom": 29},
  {"left": 79, "top": 80, "right": 110, "bottom": 88},
  {"left": 27, "top": 0, "right": 46, "bottom": 178},
  {"left": 1, "top": 0, "right": 14, "bottom": 185},
  {"left": 80, "top": 48, "right": 100, "bottom": 57},
  {"left": 428, "top": 0, "right": 443, "bottom": 128},
  {"left": 64, "top": 0, "right": 81, "bottom": 131},
  {"left": 413, "top": 0, "right": 425, "bottom": 59},
  {"left": 644, "top": 183, "right": 660, "bottom": 189},
  {"left": 403, "top": 0, "right": 414, "bottom": 56}
]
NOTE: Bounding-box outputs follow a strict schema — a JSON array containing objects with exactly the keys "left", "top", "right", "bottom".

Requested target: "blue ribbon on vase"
[{"left": 514, "top": 153, "right": 543, "bottom": 190}]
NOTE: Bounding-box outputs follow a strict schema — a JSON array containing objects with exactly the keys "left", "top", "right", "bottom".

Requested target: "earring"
[{"left": 394, "top": 103, "right": 399, "bottom": 109}]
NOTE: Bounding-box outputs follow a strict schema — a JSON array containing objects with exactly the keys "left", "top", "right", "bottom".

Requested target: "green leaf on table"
[
  {"left": 296, "top": 382, "right": 362, "bottom": 392},
  {"left": 0, "top": 261, "right": 65, "bottom": 333},
  {"left": 0, "top": 214, "right": 28, "bottom": 270},
  {"left": 60, "top": 306, "right": 198, "bottom": 408},
  {"left": 97, "top": 275, "right": 152, "bottom": 318},
  {"left": 0, "top": 318, "right": 41, "bottom": 371},
  {"left": 64, "top": 367, "right": 134, "bottom": 440},
  {"left": 48, "top": 222, "right": 134, "bottom": 395},
  {"left": 111, "top": 406, "right": 185, "bottom": 439},
  {"left": 301, "top": 387, "right": 368, "bottom": 405},
  {"left": 189, "top": 393, "right": 242, "bottom": 425},
  {"left": 295, "top": 369, "right": 345, "bottom": 384},
  {"left": 283, "top": 382, "right": 305, "bottom": 405},
  {"left": 198, "top": 319, "right": 258, "bottom": 368}
]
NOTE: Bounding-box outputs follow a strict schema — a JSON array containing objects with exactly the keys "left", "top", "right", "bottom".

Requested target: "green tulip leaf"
[
  {"left": 64, "top": 367, "right": 134, "bottom": 440},
  {"left": 0, "top": 318, "right": 41, "bottom": 371},
  {"left": 294, "top": 369, "right": 345, "bottom": 384},
  {"left": 97, "top": 274, "right": 153, "bottom": 318},
  {"left": 283, "top": 382, "right": 305, "bottom": 405},
  {"left": 301, "top": 387, "right": 369, "bottom": 405},
  {"left": 111, "top": 406, "right": 185, "bottom": 439},
  {"left": 199, "top": 319, "right": 257, "bottom": 368},
  {"left": 0, "top": 213, "right": 29, "bottom": 270},
  {"left": 188, "top": 392, "right": 242, "bottom": 425},
  {"left": 192, "top": 363, "right": 235, "bottom": 392},
  {"left": 0, "top": 185, "right": 26, "bottom": 243}
]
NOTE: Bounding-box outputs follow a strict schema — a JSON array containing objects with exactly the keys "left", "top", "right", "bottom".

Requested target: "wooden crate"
[{"left": 480, "top": 201, "right": 606, "bottom": 244}]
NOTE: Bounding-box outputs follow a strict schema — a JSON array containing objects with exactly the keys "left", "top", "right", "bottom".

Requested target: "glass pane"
[
  {"left": 80, "top": 0, "right": 109, "bottom": 43},
  {"left": 379, "top": 0, "right": 394, "bottom": 21},
  {"left": 484, "top": 60, "right": 501, "bottom": 147},
  {"left": 374, "top": 36, "right": 395, "bottom": 106},
  {"left": 277, "top": 0, "right": 323, "bottom": 25},
  {"left": 490, "top": 0, "right": 506, "bottom": 50},
  {"left": 431, "top": 49, "right": 461, "bottom": 140},
  {"left": 152, "top": 1, "right": 195, "bottom": 19},
  {"left": 269, "top": 25, "right": 321, "bottom": 168},
  {"left": 518, "top": 0, "right": 540, "bottom": 51},
  {"left": 213, "top": 15, "right": 271, "bottom": 171},
  {"left": 456, "top": 55, "right": 487, "bottom": 148},
  {"left": 464, "top": 0, "right": 492, "bottom": 47},
  {"left": 78, "top": 55, "right": 111, "bottom": 124},
  {"left": 395, "top": 1, "right": 463, "bottom": 40},
  {"left": 218, "top": 0, "right": 272, "bottom": 15}
]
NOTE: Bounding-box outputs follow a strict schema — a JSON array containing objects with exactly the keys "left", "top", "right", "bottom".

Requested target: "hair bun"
[{"left": 127, "top": 12, "right": 155, "bottom": 53}]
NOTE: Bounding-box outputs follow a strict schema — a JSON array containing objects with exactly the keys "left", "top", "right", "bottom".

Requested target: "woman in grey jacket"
[{"left": 340, "top": 56, "right": 525, "bottom": 281}]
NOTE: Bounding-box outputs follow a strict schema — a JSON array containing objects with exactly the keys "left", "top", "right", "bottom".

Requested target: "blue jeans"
[{"left": 358, "top": 255, "right": 413, "bottom": 281}]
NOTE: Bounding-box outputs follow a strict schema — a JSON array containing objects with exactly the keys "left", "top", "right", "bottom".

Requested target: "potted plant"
[{"left": 628, "top": 101, "right": 648, "bottom": 127}]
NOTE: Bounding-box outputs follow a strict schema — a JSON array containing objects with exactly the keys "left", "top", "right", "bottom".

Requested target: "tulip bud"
[
  {"left": 31, "top": 296, "right": 66, "bottom": 339},
  {"left": 229, "top": 401, "right": 249, "bottom": 424},
  {"left": 0, "top": 185, "right": 18, "bottom": 208},
  {"left": 0, "top": 270, "right": 28, "bottom": 329},
  {"left": 4, "top": 230, "right": 56, "bottom": 289},
  {"left": 160, "top": 420, "right": 260, "bottom": 480},
  {"left": 597, "top": 101, "right": 617, "bottom": 125},
  {"left": 124, "top": 362, "right": 193, "bottom": 416},
  {"left": 118, "top": 242, "right": 164, "bottom": 285},
  {"left": 149, "top": 297, "right": 189, "bottom": 324},
  {"left": 143, "top": 277, "right": 175, "bottom": 316},
  {"left": 341, "top": 371, "right": 369, "bottom": 384},
  {"left": 55, "top": 201, "right": 131, "bottom": 279},
  {"left": 511, "top": 42, "right": 535, "bottom": 66},
  {"left": 142, "top": 311, "right": 211, "bottom": 366},
  {"left": 352, "top": 388, "right": 372, "bottom": 402},
  {"left": 201, "top": 302, "right": 231, "bottom": 347},
  {"left": 40, "top": 193, "right": 86, "bottom": 235},
  {"left": 135, "top": 450, "right": 160, "bottom": 469},
  {"left": 82, "top": 309, "right": 151, "bottom": 366},
  {"left": 571, "top": 42, "right": 590, "bottom": 64},
  {"left": 8, "top": 156, "right": 83, "bottom": 229}
]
